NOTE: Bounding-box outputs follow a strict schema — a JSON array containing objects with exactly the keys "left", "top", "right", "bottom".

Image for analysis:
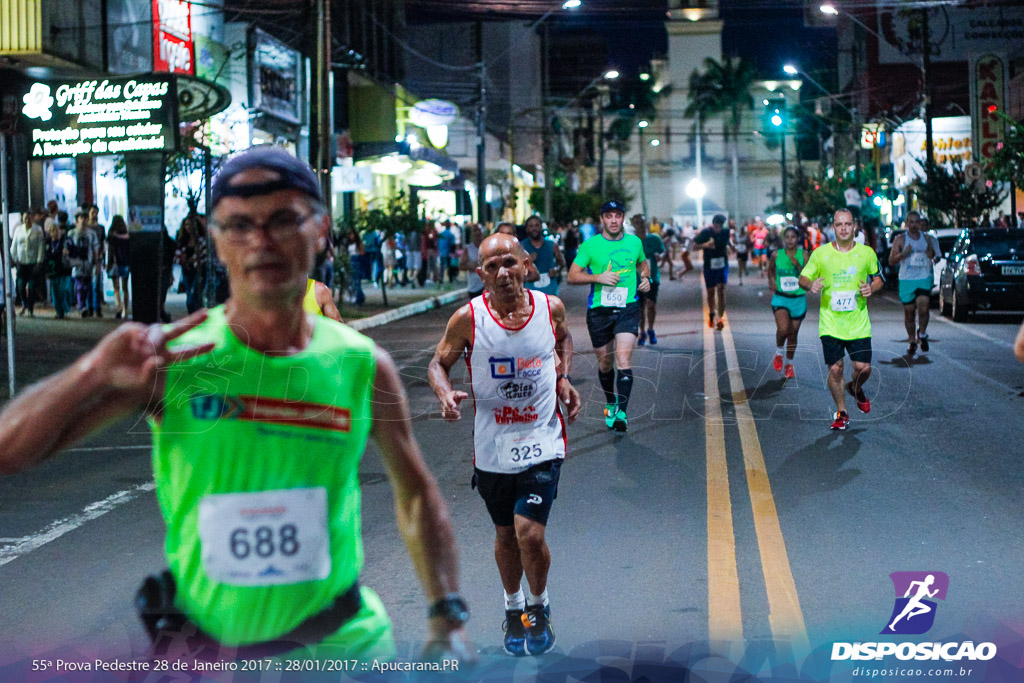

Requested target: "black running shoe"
[
  {"left": 919, "top": 335, "right": 929, "bottom": 352},
  {"left": 522, "top": 604, "right": 555, "bottom": 655},
  {"left": 502, "top": 609, "right": 527, "bottom": 656}
]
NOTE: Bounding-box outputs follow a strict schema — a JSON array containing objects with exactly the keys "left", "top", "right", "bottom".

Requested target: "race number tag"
[
  {"left": 198, "top": 487, "right": 331, "bottom": 586},
  {"left": 908, "top": 252, "right": 929, "bottom": 268},
  {"left": 495, "top": 432, "right": 553, "bottom": 471},
  {"left": 830, "top": 290, "right": 857, "bottom": 312},
  {"left": 779, "top": 276, "right": 800, "bottom": 293},
  {"left": 536, "top": 273, "right": 551, "bottom": 289},
  {"left": 710, "top": 257, "right": 726, "bottom": 270},
  {"left": 600, "top": 286, "right": 628, "bottom": 307}
]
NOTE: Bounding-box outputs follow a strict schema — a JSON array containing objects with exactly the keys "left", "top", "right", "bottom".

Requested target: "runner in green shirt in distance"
[{"left": 568, "top": 200, "right": 650, "bottom": 432}]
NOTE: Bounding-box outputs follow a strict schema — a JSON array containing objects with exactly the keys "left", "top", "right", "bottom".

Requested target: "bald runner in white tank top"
[{"left": 467, "top": 290, "right": 566, "bottom": 474}]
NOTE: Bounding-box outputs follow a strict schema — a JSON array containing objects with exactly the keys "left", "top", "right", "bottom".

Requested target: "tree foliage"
[
  {"left": 987, "top": 113, "right": 1024, "bottom": 189},
  {"left": 914, "top": 162, "right": 1007, "bottom": 226}
]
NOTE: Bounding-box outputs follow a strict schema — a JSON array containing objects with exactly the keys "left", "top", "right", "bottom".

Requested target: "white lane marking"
[
  {"left": 882, "top": 294, "right": 1014, "bottom": 351},
  {"left": 0, "top": 482, "right": 156, "bottom": 568},
  {"left": 66, "top": 444, "right": 151, "bottom": 452}
]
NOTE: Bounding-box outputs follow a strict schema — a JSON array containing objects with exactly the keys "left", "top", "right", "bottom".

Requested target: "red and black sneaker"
[
  {"left": 846, "top": 381, "right": 871, "bottom": 413},
  {"left": 773, "top": 354, "right": 784, "bottom": 372},
  {"left": 784, "top": 364, "right": 795, "bottom": 379},
  {"left": 830, "top": 411, "right": 850, "bottom": 431}
]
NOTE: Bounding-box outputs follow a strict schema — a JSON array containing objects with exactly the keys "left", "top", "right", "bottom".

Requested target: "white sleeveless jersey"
[
  {"left": 468, "top": 290, "right": 566, "bottom": 473},
  {"left": 899, "top": 231, "right": 935, "bottom": 281}
]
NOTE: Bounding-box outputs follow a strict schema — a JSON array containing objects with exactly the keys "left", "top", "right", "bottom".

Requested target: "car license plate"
[{"left": 1002, "top": 265, "right": 1024, "bottom": 276}]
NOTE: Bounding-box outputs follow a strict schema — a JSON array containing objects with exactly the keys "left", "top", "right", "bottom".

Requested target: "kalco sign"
[{"left": 974, "top": 55, "right": 1004, "bottom": 163}]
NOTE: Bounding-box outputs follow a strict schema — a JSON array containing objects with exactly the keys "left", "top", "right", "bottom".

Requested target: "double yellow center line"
[{"left": 701, "top": 288, "right": 810, "bottom": 656}]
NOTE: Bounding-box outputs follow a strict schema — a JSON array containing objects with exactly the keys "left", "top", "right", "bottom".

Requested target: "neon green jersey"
[
  {"left": 151, "top": 306, "right": 379, "bottom": 647},
  {"left": 573, "top": 232, "right": 646, "bottom": 308},
  {"left": 800, "top": 243, "right": 880, "bottom": 340}
]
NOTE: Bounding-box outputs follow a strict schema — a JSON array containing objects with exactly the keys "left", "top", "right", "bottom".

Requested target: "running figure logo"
[{"left": 881, "top": 571, "right": 949, "bottom": 635}]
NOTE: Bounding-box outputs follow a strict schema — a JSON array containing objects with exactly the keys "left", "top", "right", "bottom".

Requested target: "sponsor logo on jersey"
[
  {"left": 189, "top": 394, "right": 352, "bottom": 432},
  {"left": 498, "top": 378, "right": 537, "bottom": 401},
  {"left": 493, "top": 405, "right": 539, "bottom": 425},
  {"left": 489, "top": 356, "right": 516, "bottom": 379}
]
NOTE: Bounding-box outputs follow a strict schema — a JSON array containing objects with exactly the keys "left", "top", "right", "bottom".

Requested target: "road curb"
[{"left": 348, "top": 288, "right": 469, "bottom": 331}]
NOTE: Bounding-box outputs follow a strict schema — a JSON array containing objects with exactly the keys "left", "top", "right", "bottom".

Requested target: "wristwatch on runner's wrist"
[
  {"left": 428, "top": 594, "right": 470, "bottom": 625},
  {"left": 557, "top": 373, "right": 571, "bottom": 382}
]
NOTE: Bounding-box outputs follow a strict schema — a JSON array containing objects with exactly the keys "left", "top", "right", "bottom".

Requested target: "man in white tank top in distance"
[
  {"left": 889, "top": 211, "right": 939, "bottom": 355},
  {"left": 429, "top": 233, "right": 581, "bottom": 657}
]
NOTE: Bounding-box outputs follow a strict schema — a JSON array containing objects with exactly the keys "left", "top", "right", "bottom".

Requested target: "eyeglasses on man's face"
[{"left": 212, "top": 209, "right": 316, "bottom": 243}]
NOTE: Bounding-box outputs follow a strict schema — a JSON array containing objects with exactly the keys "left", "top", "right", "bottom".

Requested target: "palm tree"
[{"left": 686, "top": 57, "right": 759, "bottom": 219}]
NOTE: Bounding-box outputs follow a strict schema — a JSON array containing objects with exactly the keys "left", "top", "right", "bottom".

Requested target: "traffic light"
[{"left": 762, "top": 99, "right": 787, "bottom": 136}]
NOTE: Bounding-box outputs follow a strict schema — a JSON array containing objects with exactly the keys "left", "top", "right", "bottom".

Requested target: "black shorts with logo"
[
  {"left": 820, "top": 335, "right": 872, "bottom": 368},
  {"left": 474, "top": 459, "right": 562, "bottom": 527},
  {"left": 586, "top": 302, "right": 641, "bottom": 348}
]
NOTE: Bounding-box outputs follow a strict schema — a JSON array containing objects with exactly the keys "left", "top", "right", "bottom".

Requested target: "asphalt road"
[{"left": 1, "top": 263, "right": 1023, "bottom": 681}]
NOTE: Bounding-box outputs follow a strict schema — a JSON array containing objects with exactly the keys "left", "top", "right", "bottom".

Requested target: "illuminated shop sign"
[
  {"left": 974, "top": 55, "right": 1004, "bottom": 163},
  {"left": 250, "top": 28, "right": 303, "bottom": 125},
  {"left": 22, "top": 76, "right": 178, "bottom": 158},
  {"left": 153, "top": 0, "right": 195, "bottom": 74}
]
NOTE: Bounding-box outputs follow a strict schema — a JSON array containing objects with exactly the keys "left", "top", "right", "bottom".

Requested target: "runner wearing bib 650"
[
  {"left": 568, "top": 200, "right": 650, "bottom": 433},
  {"left": 694, "top": 214, "right": 733, "bottom": 330},
  {"left": 799, "top": 208, "right": 883, "bottom": 431},
  {"left": 766, "top": 226, "right": 807, "bottom": 378},
  {"left": 889, "top": 211, "right": 938, "bottom": 356},
  {"left": 429, "top": 233, "right": 581, "bottom": 657},
  {"left": 0, "top": 147, "right": 471, "bottom": 663}
]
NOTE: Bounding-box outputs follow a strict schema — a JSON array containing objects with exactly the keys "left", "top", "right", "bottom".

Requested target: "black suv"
[{"left": 938, "top": 228, "right": 1024, "bottom": 321}]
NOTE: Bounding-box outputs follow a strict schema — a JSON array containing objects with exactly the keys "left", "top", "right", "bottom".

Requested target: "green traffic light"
[{"left": 771, "top": 114, "right": 783, "bottom": 127}]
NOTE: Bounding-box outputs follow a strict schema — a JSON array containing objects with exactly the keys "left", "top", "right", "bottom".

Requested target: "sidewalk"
[{"left": 0, "top": 278, "right": 469, "bottom": 400}]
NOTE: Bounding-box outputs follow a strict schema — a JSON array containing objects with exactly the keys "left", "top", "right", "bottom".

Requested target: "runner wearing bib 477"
[
  {"left": 766, "top": 227, "right": 807, "bottom": 379},
  {"left": 568, "top": 200, "right": 650, "bottom": 433},
  {"left": 429, "top": 234, "right": 581, "bottom": 657},
  {"left": 889, "top": 211, "right": 938, "bottom": 356},
  {"left": 799, "top": 209, "right": 883, "bottom": 431}
]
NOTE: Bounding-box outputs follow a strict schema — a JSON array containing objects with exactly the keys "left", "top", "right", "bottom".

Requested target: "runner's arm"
[
  {"left": 549, "top": 297, "right": 581, "bottom": 423},
  {"left": 1015, "top": 319, "right": 1024, "bottom": 363},
  {"left": 370, "top": 348, "right": 467, "bottom": 647},
  {"left": 0, "top": 312, "right": 213, "bottom": 475},
  {"left": 888, "top": 234, "right": 905, "bottom": 265},
  {"left": 766, "top": 256, "right": 777, "bottom": 293},
  {"left": 314, "top": 281, "right": 343, "bottom": 323},
  {"left": 427, "top": 305, "right": 474, "bottom": 420}
]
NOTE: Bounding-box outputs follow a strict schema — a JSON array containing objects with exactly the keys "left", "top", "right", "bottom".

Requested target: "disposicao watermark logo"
[
  {"left": 22, "top": 83, "right": 54, "bottom": 121},
  {"left": 882, "top": 571, "right": 948, "bottom": 635},
  {"left": 831, "top": 571, "right": 997, "bottom": 663}
]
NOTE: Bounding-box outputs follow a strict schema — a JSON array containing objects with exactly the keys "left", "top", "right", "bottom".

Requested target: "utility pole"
[
  {"left": 597, "top": 94, "right": 606, "bottom": 196},
  {"left": 476, "top": 20, "right": 487, "bottom": 224},
  {"left": 312, "top": 0, "right": 333, "bottom": 220},
  {"left": 920, "top": 8, "right": 934, "bottom": 172},
  {"left": 781, "top": 131, "right": 788, "bottom": 213},
  {"left": 1, "top": 134, "right": 15, "bottom": 397},
  {"left": 542, "top": 23, "right": 554, "bottom": 221},
  {"left": 638, "top": 126, "right": 648, "bottom": 217},
  {"left": 695, "top": 111, "right": 704, "bottom": 230}
]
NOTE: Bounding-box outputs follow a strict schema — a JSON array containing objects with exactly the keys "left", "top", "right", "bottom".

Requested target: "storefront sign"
[
  {"left": 974, "top": 55, "right": 1005, "bottom": 163},
  {"left": 860, "top": 123, "right": 886, "bottom": 149},
  {"left": 22, "top": 76, "right": 178, "bottom": 158},
  {"left": 153, "top": 0, "right": 195, "bottom": 74},
  {"left": 332, "top": 166, "right": 373, "bottom": 193},
  {"left": 250, "top": 28, "right": 302, "bottom": 125},
  {"left": 878, "top": 6, "right": 1024, "bottom": 64},
  {"left": 891, "top": 116, "right": 972, "bottom": 187},
  {"left": 409, "top": 99, "right": 459, "bottom": 128},
  {"left": 129, "top": 205, "right": 164, "bottom": 233}
]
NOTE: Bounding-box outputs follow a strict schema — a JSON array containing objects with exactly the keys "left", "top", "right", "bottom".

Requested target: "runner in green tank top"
[
  {"left": 766, "top": 226, "right": 808, "bottom": 379},
  {"left": 0, "top": 147, "right": 471, "bottom": 663}
]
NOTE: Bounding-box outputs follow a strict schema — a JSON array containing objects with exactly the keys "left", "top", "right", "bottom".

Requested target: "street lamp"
[
  {"left": 604, "top": 70, "right": 620, "bottom": 80},
  {"left": 638, "top": 120, "right": 649, "bottom": 128},
  {"left": 541, "top": 1, "right": 584, "bottom": 220},
  {"left": 818, "top": 2, "right": 933, "bottom": 167},
  {"left": 783, "top": 64, "right": 798, "bottom": 75},
  {"left": 686, "top": 177, "right": 707, "bottom": 231}
]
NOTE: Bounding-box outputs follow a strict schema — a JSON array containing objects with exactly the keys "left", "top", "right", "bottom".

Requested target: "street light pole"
[
  {"left": 638, "top": 124, "right": 648, "bottom": 216},
  {"left": 695, "top": 111, "right": 704, "bottom": 228},
  {"left": 781, "top": 131, "right": 788, "bottom": 213},
  {"left": 476, "top": 20, "right": 487, "bottom": 224},
  {"left": 312, "top": 0, "right": 332, "bottom": 221},
  {"left": 542, "top": 23, "right": 554, "bottom": 221}
]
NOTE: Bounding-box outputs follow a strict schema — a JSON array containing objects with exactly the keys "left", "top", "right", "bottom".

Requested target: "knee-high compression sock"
[
  {"left": 616, "top": 369, "right": 634, "bottom": 412},
  {"left": 599, "top": 369, "right": 616, "bottom": 405}
]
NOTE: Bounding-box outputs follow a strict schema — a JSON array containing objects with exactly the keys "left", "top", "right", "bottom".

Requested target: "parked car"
[{"left": 939, "top": 228, "right": 1024, "bottom": 321}]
